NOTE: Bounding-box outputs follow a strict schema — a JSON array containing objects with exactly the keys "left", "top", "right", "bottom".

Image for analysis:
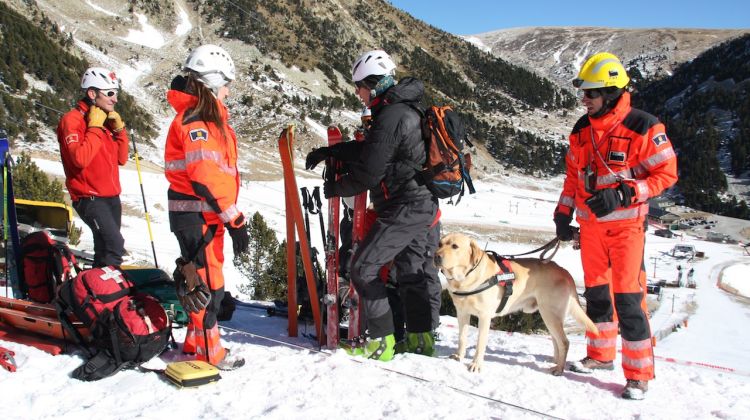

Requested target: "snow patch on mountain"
[
  {"left": 85, "top": 0, "right": 118, "bottom": 17},
  {"left": 121, "top": 13, "right": 166, "bottom": 49},
  {"left": 174, "top": 3, "right": 191, "bottom": 36}
]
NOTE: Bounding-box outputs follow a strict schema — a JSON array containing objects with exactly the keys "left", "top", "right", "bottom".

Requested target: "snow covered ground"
[{"left": 2, "top": 152, "right": 750, "bottom": 419}]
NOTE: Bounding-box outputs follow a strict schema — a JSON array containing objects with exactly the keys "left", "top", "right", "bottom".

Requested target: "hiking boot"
[
  {"left": 569, "top": 356, "right": 614, "bottom": 373},
  {"left": 214, "top": 349, "right": 245, "bottom": 371},
  {"left": 406, "top": 331, "right": 435, "bottom": 357},
  {"left": 394, "top": 339, "right": 408, "bottom": 355},
  {"left": 621, "top": 379, "right": 648, "bottom": 400},
  {"left": 345, "top": 334, "right": 395, "bottom": 361}
]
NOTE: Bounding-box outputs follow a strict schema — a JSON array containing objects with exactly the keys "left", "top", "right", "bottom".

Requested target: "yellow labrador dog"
[{"left": 435, "top": 233, "right": 598, "bottom": 375}]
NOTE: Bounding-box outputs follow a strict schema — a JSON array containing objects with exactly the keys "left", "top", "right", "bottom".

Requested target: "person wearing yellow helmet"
[
  {"left": 572, "top": 52, "right": 630, "bottom": 118},
  {"left": 554, "top": 52, "right": 678, "bottom": 400}
]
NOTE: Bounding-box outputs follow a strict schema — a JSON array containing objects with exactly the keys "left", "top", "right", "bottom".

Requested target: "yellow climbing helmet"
[{"left": 572, "top": 52, "right": 630, "bottom": 89}]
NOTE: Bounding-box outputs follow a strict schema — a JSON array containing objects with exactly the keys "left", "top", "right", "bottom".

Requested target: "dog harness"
[{"left": 450, "top": 251, "right": 515, "bottom": 312}]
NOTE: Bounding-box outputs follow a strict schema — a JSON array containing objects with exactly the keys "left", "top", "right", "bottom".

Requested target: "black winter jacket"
[{"left": 332, "top": 77, "right": 433, "bottom": 213}]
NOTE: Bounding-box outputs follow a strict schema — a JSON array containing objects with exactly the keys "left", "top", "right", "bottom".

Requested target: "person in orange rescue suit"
[
  {"left": 165, "top": 44, "right": 249, "bottom": 370},
  {"left": 57, "top": 67, "right": 128, "bottom": 268},
  {"left": 553, "top": 52, "right": 678, "bottom": 400}
]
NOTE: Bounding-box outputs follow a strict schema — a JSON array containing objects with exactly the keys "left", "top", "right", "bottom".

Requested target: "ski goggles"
[
  {"left": 582, "top": 89, "right": 604, "bottom": 99},
  {"left": 97, "top": 89, "right": 119, "bottom": 97}
]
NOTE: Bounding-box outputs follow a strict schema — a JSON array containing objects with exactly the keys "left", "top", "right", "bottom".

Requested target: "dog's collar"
[
  {"left": 450, "top": 252, "right": 515, "bottom": 299},
  {"left": 463, "top": 251, "right": 485, "bottom": 279}
]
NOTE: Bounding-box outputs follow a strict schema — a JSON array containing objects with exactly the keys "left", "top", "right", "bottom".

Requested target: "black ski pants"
[
  {"left": 425, "top": 220, "right": 442, "bottom": 331},
  {"left": 73, "top": 196, "right": 125, "bottom": 267},
  {"left": 350, "top": 197, "right": 437, "bottom": 338}
]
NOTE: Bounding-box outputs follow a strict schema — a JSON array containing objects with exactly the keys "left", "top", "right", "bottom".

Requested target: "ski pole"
[
  {"left": 311, "top": 187, "right": 326, "bottom": 250},
  {"left": 129, "top": 130, "right": 159, "bottom": 268}
]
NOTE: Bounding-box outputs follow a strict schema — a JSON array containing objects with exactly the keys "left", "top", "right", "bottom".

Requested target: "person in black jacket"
[{"left": 306, "top": 50, "right": 438, "bottom": 361}]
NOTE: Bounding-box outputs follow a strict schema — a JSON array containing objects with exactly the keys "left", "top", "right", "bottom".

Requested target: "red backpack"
[
  {"left": 19, "top": 231, "right": 77, "bottom": 303},
  {"left": 56, "top": 266, "right": 172, "bottom": 381}
]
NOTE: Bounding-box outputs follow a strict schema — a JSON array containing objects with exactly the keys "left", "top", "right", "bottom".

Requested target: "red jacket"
[
  {"left": 56, "top": 101, "right": 129, "bottom": 200},
  {"left": 556, "top": 92, "right": 678, "bottom": 225},
  {"left": 164, "top": 90, "right": 241, "bottom": 227}
]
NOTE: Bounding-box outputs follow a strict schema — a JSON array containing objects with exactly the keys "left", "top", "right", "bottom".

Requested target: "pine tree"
[
  {"left": 235, "top": 211, "right": 286, "bottom": 300},
  {"left": 12, "top": 152, "right": 65, "bottom": 203}
]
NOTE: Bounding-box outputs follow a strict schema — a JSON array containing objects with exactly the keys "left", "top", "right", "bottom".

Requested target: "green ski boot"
[
  {"left": 344, "top": 334, "right": 396, "bottom": 361},
  {"left": 406, "top": 331, "right": 435, "bottom": 357}
]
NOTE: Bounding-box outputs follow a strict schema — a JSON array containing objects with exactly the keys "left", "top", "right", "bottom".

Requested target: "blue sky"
[{"left": 389, "top": 0, "right": 750, "bottom": 35}]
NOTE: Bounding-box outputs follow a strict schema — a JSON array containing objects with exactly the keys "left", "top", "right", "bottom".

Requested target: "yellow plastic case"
[{"left": 165, "top": 360, "right": 221, "bottom": 388}]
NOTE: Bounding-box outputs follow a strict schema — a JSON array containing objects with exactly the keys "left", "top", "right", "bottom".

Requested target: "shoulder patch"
[
  {"left": 64, "top": 133, "right": 78, "bottom": 145},
  {"left": 622, "top": 109, "right": 659, "bottom": 135},
  {"left": 189, "top": 128, "right": 209, "bottom": 142},
  {"left": 652, "top": 133, "right": 669, "bottom": 147}
]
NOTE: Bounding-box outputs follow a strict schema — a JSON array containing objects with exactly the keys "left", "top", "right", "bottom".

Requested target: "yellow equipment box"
[{"left": 165, "top": 360, "right": 221, "bottom": 388}]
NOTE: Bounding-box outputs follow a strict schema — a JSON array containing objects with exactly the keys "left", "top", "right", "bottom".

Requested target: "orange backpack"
[{"left": 408, "top": 105, "right": 476, "bottom": 203}]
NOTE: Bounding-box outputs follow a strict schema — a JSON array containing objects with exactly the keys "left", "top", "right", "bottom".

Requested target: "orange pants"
[
  {"left": 175, "top": 224, "right": 227, "bottom": 365},
  {"left": 579, "top": 221, "right": 654, "bottom": 381}
]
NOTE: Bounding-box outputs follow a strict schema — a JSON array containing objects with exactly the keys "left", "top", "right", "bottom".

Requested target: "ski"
[
  {"left": 348, "top": 129, "right": 366, "bottom": 339},
  {"left": 1, "top": 132, "right": 21, "bottom": 298},
  {"left": 324, "top": 126, "right": 342, "bottom": 350}
]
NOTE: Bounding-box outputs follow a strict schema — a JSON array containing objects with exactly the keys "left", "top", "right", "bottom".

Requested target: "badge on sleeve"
[
  {"left": 652, "top": 133, "right": 669, "bottom": 147},
  {"left": 189, "top": 129, "right": 209, "bottom": 142},
  {"left": 65, "top": 134, "right": 79, "bottom": 145}
]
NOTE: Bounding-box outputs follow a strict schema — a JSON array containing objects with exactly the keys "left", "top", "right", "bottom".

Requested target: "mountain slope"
[
  {"left": 468, "top": 27, "right": 748, "bottom": 89},
  {"left": 2, "top": 0, "right": 580, "bottom": 179},
  {"left": 633, "top": 33, "right": 750, "bottom": 218}
]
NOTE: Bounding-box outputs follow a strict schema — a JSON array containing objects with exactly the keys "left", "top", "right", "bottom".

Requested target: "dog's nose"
[{"left": 434, "top": 254, "right": 442, "bottom": 266}]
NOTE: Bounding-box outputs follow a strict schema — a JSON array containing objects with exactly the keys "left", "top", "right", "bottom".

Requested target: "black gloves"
[
  {"left": 174, "top": 258, "right": 211, "bottom": 314},
  {"left": 585, "top": 182, "right": 635, "bottom": 218},
  {"left": 323, "top": 180, "right": 338, "bottom": 199},
  {"left": 305, "top": 147, "right": 332, "bottom": 170},
  {"left": 226, "top": 214, "right": 249, "bottom": 255},
  {"left": 553, "top": 213, "right": 575, "bottom": 241}
]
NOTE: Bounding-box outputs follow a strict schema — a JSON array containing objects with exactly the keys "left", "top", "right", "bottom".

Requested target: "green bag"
[{"left": 123, "top": 267, "right": 189, "bottom": 325}]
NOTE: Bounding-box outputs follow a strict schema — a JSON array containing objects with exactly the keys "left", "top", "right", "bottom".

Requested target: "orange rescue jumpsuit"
[
  {"left": 165, "top": 89, "right": 242, "bottom": 365},
  {"left": 555, "top": 92, "right": 678, "bottom": 380}
]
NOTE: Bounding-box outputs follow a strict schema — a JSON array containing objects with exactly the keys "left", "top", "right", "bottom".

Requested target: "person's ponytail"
[{"left": 184, "top": 73, "right": 227, "bottom": 142}]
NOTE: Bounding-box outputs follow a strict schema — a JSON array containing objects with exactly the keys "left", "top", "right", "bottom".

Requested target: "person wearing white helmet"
[
  {"left": 164, "top": 44, "right": 246, "bottom": 370},
  {"left": 56, "top": 66, "right": 128, "bottom": 267},
  {"left": 554, "top": 52, "right": 677, "bottom": 399},
  {"left": 306, "top": 49, "right": 438, "bottom": 361}
]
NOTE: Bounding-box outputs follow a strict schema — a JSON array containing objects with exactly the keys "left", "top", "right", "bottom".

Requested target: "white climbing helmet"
[
  {"left": 351, "top": 50, "right": 396, "bottom": 83},
  {"left": 184, "top": 44, "right": 236, "bottom": 90},
  {"left": 81, "top": 67, "right": 119, "bottom": 90}
]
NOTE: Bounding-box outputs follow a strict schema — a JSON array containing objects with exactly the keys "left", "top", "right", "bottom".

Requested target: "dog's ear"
[{"left": 470, "top": 239, "right": 483, "bottom": 266}]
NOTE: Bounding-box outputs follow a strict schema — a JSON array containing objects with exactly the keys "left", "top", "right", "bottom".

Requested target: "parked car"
[
  {"left": 671, "top": 244, "right": 696, "bottom": 259},
  {"left": 654, "top": 228, "right": 674, "bottom": 238}
]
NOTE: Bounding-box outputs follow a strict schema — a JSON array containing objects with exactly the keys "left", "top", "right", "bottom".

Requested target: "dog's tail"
[{"left": 569, "top": 295, "right": 599, "bottom": 335}]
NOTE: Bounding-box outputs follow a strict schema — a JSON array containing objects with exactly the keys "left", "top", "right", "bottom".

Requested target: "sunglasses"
[
  {"left": 98, "top": 89, "right": 118, "bottom": 97},
  {"left": 582, "top": 89, "right": 603, "bottom": 99}
]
